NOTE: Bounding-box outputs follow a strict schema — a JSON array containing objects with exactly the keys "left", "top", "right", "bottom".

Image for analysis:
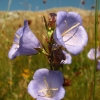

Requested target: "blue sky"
[{"left": 0, "top": 0, "right": 96, "bottom": 11}]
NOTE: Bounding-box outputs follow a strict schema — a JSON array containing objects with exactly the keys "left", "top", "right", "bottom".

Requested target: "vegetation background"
[{"left": 0, "top": 0, "right": 100, "bottom": 100}]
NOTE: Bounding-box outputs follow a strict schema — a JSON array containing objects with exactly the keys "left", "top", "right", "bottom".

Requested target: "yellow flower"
[
  {"left": 24, "top": 69, "right": 29, "bottom": 73},
  {"left": 22, "top": 69, "right": 30, "bottom": 79},
  {"left": 22, "top": 73, "right": 30, "bottom": 79},
  {"left": 8, "top": 80, "right": 13, "bottom": 85}
]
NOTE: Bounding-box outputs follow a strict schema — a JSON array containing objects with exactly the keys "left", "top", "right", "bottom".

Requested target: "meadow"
[{"left": 0, "top": 7, "right": 100, "bottom": 100}]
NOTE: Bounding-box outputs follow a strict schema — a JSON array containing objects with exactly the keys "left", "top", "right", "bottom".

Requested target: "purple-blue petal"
[
  {"left": 28, "top": 79, "right": 48, "bottom": 99},
  {"left": 33, "top": 69, "right": 64, "bottom": 87},
  {"left": 63, "top": 26, "right": 88, "bottom": 54},
  {"left": 8, "top": 44, "right": 19, "bottom": 59},
  {"left": 24, "top": 20, "right": 28, "bottom": 26},
  {"left": 97, "top": 60, "right": 100, "bottom": 70},
  {"left": 56, "top": 11, "right": 82, "bottom": 32},
  {"left": 87, "top": 48, "right": 100, "bottom": 60},
  {"left": 20, "top": 22, "right": 41, "bottom": 50},
  {"left": 65, "top": 12, "right": 82, "bottom": 28},
  {"left": 14, "top": 27, "right": 24, "bottom": 43},
  {"left": 15, "top": 46, "right": 38, "bottom": 56},
  {"left": 61, "top": 50, "right": 72, "bottom": 64},
  {"left": 53, "top": 27, "right": 65, "bottom": 47},
  {"left": 47, "top": 70, "right": 64, "bottom": 87},
  {"left": 54, "top": 25, "right": 88, "bottom": 55},
  {"left": 37, "top": 86, "right": 65, "bottom": 100},
  {"left": 37, "top": 98, "right": 47, "bottom": 100},
  {"left": 28, "top": 80, "right": 38, "bottom": 98},
  {"left": 28, "top": 68, "right": 65, "bottom": 100},
  {"left": 33, "top": 68, "right": 49, "bottom": 80},
  {"left": 53, "top": 86, "right": 65, "bottom": 100}
]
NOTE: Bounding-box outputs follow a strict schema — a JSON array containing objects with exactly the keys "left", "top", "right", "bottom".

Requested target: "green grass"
[{"left": 93, "top": 0, "right": 99, "bottom": 100}]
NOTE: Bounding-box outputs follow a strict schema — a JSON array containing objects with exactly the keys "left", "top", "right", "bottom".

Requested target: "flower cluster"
[{"left": 8, "top": 11, "right": 88, "bottom": 100}]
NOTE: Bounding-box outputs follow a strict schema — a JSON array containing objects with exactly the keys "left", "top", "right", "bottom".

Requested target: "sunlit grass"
[{"left": 0, "top": 1, "right": 100, "bottom": 100}]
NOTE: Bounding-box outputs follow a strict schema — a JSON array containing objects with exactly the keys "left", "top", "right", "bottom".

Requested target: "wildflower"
[
  {"left": 8, "top": 20, "right": 42, "bottom": 60},
  {"left": 28, "top": 68, "right": 65, "bottom": 100},
  {"left": 87, "top": 47, "right": 100, "bottom": 70},
  {"left": 53, "top": 11, "right": 88, "bottom": 55},
  {"left": 61, "top": 50, "right": 72, "bottom": 64},
  {"left": 22, "top": 73, "right": 30, "bottom": 79},
  {"left": 87, "top": 48, "right": 100, "bottom": 60},
  {"left": 22, "top": 69, "right": 30, "bottom": 79}
]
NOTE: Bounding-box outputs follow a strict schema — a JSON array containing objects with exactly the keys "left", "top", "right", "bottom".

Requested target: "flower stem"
[
  {"left": 93, "top": 0, "right": 99, "bottom": 100},
  {"left": 2, "top": 0, "right": 12, "bottom": 30}
]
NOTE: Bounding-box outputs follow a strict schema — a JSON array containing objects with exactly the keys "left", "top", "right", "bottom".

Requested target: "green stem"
[
  {"left": 93, "top": 0, "right": 99, "bottom": 100},
  {"left": 2, "top": 0, "right": 12, "bottom": 30}
]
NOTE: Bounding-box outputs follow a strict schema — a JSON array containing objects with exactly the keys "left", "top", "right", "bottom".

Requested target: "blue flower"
[
  {"left": 61, "top": 50, "right": 72, "bottom": 64},
  {"left": 87, "top": 47, "right": 100, "bottom": 70},
  {"left": 87, "top": 48, "right": 100, "bottom": 60},
  {"left": 8, "top": 20, "right": 42, "bottom": 60},
  {"left": 97, "top": 60, "right": 100, "bottom": 70},
  {"left": 28, "top": 68, "right": 65, "bottom": 100},
  {"left": 53, "top": 11, "right": 88, "bottom": 55}
]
